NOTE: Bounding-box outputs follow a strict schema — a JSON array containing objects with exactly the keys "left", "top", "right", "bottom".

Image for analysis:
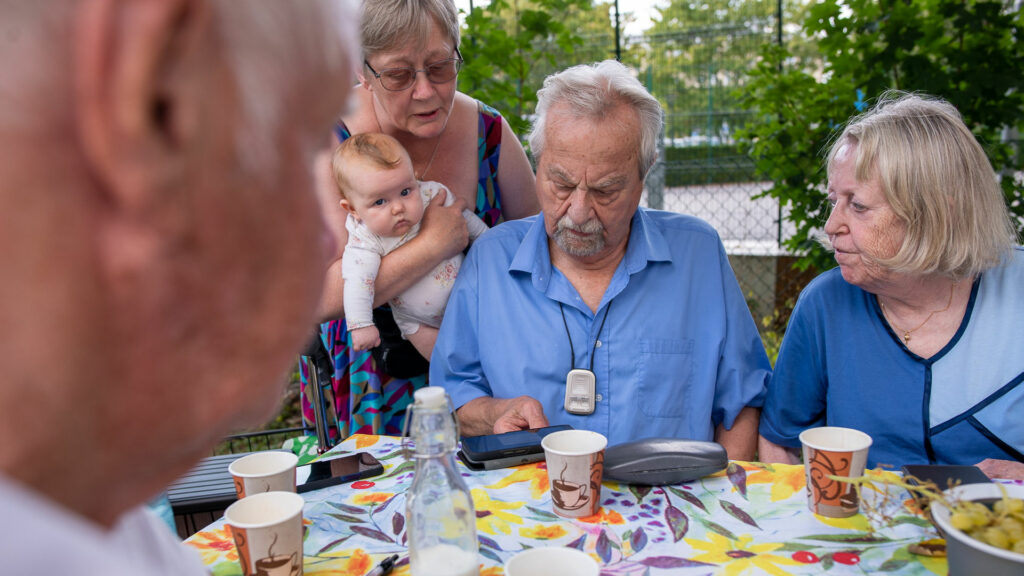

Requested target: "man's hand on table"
[{"left": 455, "top": 395, "right": 550, "bottom": 437}]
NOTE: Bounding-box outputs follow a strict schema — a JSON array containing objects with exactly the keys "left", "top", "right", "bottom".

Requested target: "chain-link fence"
[{"left": 623, "top": 2, "right": 814, "bottom": 330}]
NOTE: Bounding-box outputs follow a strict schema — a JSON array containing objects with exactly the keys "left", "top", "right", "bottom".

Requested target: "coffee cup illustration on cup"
[
  {"left": 233, "top": 531, "right": 301, "bottom": 576},
  {"left": 551, "top": 463, "right": 590, "bottom": 511},
  {"left": 255, "top": 551, "right": 299, "bottom": 576}
]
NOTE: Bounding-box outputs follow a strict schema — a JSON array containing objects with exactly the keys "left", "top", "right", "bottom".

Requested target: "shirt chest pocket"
[{"left": 635, "top": 338, "right": 695, "bottom": 417}]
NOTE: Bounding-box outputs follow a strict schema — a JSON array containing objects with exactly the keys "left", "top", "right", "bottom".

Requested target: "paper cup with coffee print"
[
  {"left": 541, "top": 430, "right": 607, "bottom": 518},
  {"left": 225, "top": 491, "right": 305, "bottom": 576},
  {"left": 799, "top": 427, "right": 872, "bottom": 518},
  {"left": 229, "top": 451, "right": 298, "bottom": 499}
]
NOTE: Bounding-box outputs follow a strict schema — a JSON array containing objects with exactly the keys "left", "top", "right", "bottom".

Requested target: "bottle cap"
[{"left": 413, "top": 386, "right": 447, "bottom": 409}]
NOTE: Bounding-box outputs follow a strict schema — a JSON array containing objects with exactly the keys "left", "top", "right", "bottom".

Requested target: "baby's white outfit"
[{"left": 342, "top": 181, "right": 488, "bottom": 337}]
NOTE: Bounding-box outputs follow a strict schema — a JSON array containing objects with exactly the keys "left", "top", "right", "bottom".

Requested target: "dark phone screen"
[
  {"left": 461, "top": 425, "right": 572, "bottom": 461},
  {"left": 297, "top": 452, "right": 383, "bottom": 493},
  {"left": 901, "top": 464, "right": 992, "bottom": 490}
]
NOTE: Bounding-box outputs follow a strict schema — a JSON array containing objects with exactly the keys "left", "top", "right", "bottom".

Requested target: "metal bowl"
[{"left": 929, "top": 483, "right": 1024, "bottom": 576}]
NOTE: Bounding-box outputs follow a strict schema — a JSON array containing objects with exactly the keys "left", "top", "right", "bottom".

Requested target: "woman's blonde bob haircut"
[
  {"left": 826, "top": 90, "right": 1018, "bottom": 279},
  {"left": 360, "top": 0, "right": 460, "bottom": 57}
]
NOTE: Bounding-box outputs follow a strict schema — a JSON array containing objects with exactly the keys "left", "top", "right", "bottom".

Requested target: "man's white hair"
[{"left": 528, "top": 60, "right": 662, "bottom": 181}]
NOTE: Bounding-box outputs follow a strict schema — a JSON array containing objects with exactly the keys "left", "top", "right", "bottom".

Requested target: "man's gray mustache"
[{"left": 556, "top": 216, "right": 603, "bottom": 234}]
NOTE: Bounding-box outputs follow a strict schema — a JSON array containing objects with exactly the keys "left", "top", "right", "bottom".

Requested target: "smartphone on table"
[
  {"left": 297, "top": 452, "right": 384, "bottom": 493},
  {"left": 901, "top": 464, "right": 992, "bottom": 490},
  {"left": 458, "top": 425, "right": 573, "bottom": 471},
  {"left": 901, "top": 464, "right": 991, "bottom": 509}
]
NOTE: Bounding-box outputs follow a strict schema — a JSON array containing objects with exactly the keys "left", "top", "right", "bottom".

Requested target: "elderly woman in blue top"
[
  {"left": 431, "top": 60, "right": 771, "bottom": 460},
  {"left": 758, "top": 91, "right": 1024, "bottom": 480}
]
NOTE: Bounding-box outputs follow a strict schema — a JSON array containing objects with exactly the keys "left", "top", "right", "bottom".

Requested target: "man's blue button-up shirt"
[{"left": 430, "top": 208, "right": 770, "bottom": 445}]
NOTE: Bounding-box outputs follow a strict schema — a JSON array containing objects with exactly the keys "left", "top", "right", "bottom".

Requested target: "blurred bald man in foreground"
[{"left": 0, "top": 0, "right": 358, "bottom": 572}]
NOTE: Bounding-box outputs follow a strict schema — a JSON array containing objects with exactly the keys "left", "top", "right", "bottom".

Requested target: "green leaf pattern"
[{"left": 188, "top": 435, "right": 955, "bottom": 575}]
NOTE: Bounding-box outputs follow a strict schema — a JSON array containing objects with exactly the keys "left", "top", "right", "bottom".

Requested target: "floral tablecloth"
[{"left": 186, "top": 434, "right": 973, "bottom": 575}]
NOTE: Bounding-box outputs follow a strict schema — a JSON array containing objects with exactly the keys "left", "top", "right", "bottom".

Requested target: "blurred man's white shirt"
[{"left": 0, "top": 475, "right": 208, "bottom": 575}]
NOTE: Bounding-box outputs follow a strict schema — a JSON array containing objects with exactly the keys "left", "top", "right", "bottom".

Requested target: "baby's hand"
[{"left": 350, "top": 325, "right": 381, "bottom": 351}]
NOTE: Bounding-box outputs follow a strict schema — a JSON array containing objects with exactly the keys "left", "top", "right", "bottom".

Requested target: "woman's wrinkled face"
[
  {"left": 824, "top": 143, "right": 905, "bottom": 291},
  {"left": 360, "top": 19, "right": 458, "bottom": 139}
]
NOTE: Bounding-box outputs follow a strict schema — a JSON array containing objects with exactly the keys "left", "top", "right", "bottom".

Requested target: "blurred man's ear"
[{"left": 75, "top": 0, "right": 212, "bottom": 211}]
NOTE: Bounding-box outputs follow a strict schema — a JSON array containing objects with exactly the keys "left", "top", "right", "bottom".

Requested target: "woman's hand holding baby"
[{"left": 419, "top": 189, "right": 470, "bottom": 261}]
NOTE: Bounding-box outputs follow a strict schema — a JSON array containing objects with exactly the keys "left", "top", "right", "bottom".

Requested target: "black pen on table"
[{"left": 365, "top": 553, "right": 400, "bottom": 576}]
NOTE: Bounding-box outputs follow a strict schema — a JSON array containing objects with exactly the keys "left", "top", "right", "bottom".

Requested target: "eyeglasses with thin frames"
[{"left": 364, "top": 48, "right": 463, "bottom": 92}]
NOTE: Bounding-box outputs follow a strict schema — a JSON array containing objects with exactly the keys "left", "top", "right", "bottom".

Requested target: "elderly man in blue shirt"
[{"left": 430, "top": 60, "right": 770, "bottom": 459}]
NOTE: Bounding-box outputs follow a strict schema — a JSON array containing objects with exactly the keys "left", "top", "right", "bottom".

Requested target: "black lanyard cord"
[{"left": 559, "top": 300, "right": 612, "bottom": 372}]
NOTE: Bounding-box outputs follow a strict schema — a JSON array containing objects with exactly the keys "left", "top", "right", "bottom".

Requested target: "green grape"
[
  {"left": 982, "top": 527, "right": 1010, "bottom": 549},
  {"left": 995, "top": 517, "right": 1022, "bottom": 539},
  {"left": 994, "top": 497, "right": 1024, "bottom": 515},
  {"left": 950, "top": 511, "right": 974, "bottom": 531},
  {"left": 948, "top": 497, "right": 1024, "bottom": 553},
  {"left": 968, "top": 510, "right": 991, "bottom": 529}
]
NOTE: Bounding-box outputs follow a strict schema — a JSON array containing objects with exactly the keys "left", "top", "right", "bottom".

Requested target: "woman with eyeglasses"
[{"left": 307, "top": 0, "right": 539, "bottom": 439}]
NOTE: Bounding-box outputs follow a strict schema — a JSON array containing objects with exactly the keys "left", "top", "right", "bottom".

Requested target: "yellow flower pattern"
[
  {"left": 687, "top": 533, "right": 802, "bottom": 576},
  {"left": 472, "top": 488, "right": 525, "bottom": 535},
  {"left": 518, "top": 524, "right": 568, "bottom": 539},
  {"left": 185, "top": 525, "right": 238, "bottom": 566},
  {"left": 185, "top": 436, "right": 955, "bottom": 576},
  {"left": 747, "top": 463, "right": 806, "bottom": 502},
  {"left": 352, "top": 492, "right": 394, "bottom": 506},
  {"left": 485, "top": 462, "right": 549, "bottom": 499}
]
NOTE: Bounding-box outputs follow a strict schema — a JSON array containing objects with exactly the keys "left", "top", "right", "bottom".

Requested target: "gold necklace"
[
  {"left": 414, "top": 132, "right": 442, "bottom": 180},
  {"left": 372, "top": 105, "right": 444, "bottom": 180},
  {"left": 879, "top": 282, "right": 955, "bottom": 344}
]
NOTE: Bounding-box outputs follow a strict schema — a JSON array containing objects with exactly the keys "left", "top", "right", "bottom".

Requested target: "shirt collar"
[{"left": 510, "top": 209, "right": 673, "bottom": 291}]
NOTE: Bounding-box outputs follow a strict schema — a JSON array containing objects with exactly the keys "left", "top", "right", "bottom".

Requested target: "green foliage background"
[
  {"left": 458, "top": 0, "right": 616, "bottom": 140},
  {"left": 737, "top": 0, "right": 1024, "bottom": 272}
]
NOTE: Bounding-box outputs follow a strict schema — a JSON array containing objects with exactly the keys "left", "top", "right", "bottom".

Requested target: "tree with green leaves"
[
  {"left": 645, "top": 0, "right": 779, "bottom": 142},
  {"left": 739, "top": 0, "right": 1024, "bottom": 272},
  {"left": 458, "top": 0, "right": 609, "bottom": 139}
]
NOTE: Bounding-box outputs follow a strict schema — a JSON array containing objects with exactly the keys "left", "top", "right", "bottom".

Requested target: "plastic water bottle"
[{"left": 404, "top": 387, "right": 479, "bottom": 576}]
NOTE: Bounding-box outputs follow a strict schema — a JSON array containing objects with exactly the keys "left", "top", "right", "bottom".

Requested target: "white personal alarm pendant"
[
  {"left": 564, "top": 369, "right": 597, "bottom": 415},
  {"left": 559, "top": 300, "right": 610, "bottom": 417}
]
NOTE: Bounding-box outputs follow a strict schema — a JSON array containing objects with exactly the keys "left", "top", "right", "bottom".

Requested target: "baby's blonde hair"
[{"left": 331, "top": 132, "right": 409, "bottom": 201}]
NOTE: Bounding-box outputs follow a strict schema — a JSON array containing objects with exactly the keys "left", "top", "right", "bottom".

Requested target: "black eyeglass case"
[{"left": 603, "top": 438, "right": 728, "bottom": 485}]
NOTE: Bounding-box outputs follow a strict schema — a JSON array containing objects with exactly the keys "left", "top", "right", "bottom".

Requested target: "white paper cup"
[
  {"left": 505, "top": 547, "right": 599, "bottom": 576},
  {"left": 229, "top": 451, "right": 298, "bottom": 499},
  {"left": 541, "top": 430, "right": 607, "bottom": 518},
  {"left": 799, "top": 427, "right": 872, "bottom": 518},
  {"left": 225, "top": 491, "right": 305, "bottom": 576}
]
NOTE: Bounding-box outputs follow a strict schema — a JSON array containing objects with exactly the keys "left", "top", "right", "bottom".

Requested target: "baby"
[{"left": 332, "top": 133, "right": 488, "bottom": 359}]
